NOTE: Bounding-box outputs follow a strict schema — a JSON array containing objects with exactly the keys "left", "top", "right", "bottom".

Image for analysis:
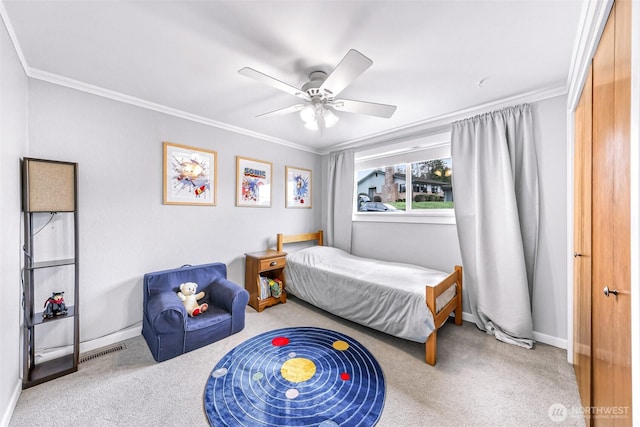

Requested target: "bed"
[{"left": 276, "top": 230, "right": 463, "bottom": 365}]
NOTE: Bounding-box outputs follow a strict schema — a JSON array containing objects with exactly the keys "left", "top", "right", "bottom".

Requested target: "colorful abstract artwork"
[
  {"left": 163, "top": 142, "right": 216, "bottom": 206},
  {"left": 204, "top": 327, "right": 385, "bottom": 426},
  {"left": 236, "top": 156, "right": 272, "bottom": 207},
  {"left": 286, "top": 166, "right": 312, "bottom": 208}
]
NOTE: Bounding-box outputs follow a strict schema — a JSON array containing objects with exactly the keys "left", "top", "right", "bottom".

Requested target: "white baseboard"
[
  {"left": 461, "top": 312, "right": 475, "bottom": 323},
  {"left": 455, "top": 311, "right": 567, "bottom": 349},
  {"left": 35, "top": 323, "right": 142, "bottom": 364},
  {"left": 1, "top": 380, "right": 21, "bottom": 427},
  {"left": 4, "top": 325, "right": 143, "bottom": 426},
  {"left": 79, "top": 324, "right": 142, "bottom": 354},
  {"left": 533, "top": 331, "right": 567, "bottom": 350}
]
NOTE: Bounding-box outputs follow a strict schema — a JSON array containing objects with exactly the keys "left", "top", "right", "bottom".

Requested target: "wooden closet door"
[
  {"left": 591, "top": 1, "right": 632, "bottom": 425},
  {"left": 573, "top": 63, "right": 592, "bottom": 421}
]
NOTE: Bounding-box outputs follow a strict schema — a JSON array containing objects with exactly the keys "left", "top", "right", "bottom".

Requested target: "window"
[
  {"left": 353, "top": 134, "right": 454, "bottom": 224},
  {"left": 356, "top": 158, "right": 453, "bottom": 213},
  {"left": 356, "top": 164, "right": 406, "bottom": 211},
  {"left": 409, "top": 159, "right": 453, "bottom": 210}
]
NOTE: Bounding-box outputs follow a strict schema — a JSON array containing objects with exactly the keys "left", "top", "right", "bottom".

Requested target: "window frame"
[{"left": 352, "top": 135, "right": 455, "bottom": 225}]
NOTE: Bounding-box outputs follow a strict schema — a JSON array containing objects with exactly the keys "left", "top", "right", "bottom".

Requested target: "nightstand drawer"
[{"left": 259, "top": 257, "right": 286, "bottom": 271}]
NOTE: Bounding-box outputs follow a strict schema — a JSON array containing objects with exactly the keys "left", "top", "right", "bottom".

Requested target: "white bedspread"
[{"left": 284, "top": 246, "right": 456, "bottom": 343}]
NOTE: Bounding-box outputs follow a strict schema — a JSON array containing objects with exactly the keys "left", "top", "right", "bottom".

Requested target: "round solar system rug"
[{"left": 204, "top": 327, "right": 385, "bottom": 426}]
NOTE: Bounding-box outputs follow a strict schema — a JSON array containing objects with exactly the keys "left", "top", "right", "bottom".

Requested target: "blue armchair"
[{"left": 142, "top": 263, "right": 249, "bottom": 362}]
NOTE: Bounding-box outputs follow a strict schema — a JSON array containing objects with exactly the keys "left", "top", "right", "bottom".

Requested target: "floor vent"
[{"left": 79, "top": 343, "right": 127, "bottom": 363}]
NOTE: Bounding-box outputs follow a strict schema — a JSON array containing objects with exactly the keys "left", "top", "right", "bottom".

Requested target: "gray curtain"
[
  {"left": 451, "top": 104, "right": 538, "bottom": 348},
  {"left": 325, "top": 149, "right": 354, "bottom": 252}
]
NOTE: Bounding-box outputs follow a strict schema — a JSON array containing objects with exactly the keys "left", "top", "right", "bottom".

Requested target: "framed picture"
[
  {"left": 285, "top": 166, "right": 312, "bottom": 208},
  {"left": 236, "top": 156, "right": 272, "bottom": 207},
  {"left": 163, "top": 142, "right": 217, "bottom": 206}
]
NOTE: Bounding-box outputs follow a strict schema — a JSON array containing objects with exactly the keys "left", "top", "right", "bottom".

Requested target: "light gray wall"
[
  {"left": 350, "top": 95, "right": 568, "bottom": 342},
  {"left": 26, "top": 80, "right": 322, "bottom": 347},
  {"left": 0, "top": 16, "right": 28, "bottom": 427},
  {"left": 530, "top": 95, "right": 568, "bottom": 341}
]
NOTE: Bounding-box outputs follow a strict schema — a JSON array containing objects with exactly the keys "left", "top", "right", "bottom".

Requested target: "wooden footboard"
[
  {"left": 276, "top": 230, "right": 462, "bottom": 367},
  {"left": 425, "top": 265, "right": 463, "bottom": 365}
]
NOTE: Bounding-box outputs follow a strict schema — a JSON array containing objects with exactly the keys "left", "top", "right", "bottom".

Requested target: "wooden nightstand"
[{"left": 245, "top": 250, "right": 287, "bottom": 312}]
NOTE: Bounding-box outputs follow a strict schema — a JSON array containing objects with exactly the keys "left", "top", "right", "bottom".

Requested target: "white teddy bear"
[{"left": 177, "top": 282, "right": 209, "bottom": 317}]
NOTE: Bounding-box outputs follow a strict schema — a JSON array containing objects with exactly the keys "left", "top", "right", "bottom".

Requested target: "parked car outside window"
[
  {"left": 358, "top": 202, "right": 398, "bottom": 212},
  {"left": 358, "top": 194, "right": 371, "bottom": 210}
]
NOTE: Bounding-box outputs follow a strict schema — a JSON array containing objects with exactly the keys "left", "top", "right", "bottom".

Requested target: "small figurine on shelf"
[
  {"left": 269, "top": 278, "right": 283, "bottom": 298},
  {"left": 43, "top": 291, "right": 68, "bottom": 319}
]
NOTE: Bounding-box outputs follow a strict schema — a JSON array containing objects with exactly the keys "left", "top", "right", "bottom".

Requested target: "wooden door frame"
[
  {"left": 566, "top": 0, "right": 640, "bottom": 423},
  {"left": 629, "top": 1, "right": 640, "bottom": 419}
]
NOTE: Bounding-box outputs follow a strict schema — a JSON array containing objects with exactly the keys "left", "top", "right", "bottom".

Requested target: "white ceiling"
[{"left": 2, "top": 0, "right": 584, "bottom": 153}]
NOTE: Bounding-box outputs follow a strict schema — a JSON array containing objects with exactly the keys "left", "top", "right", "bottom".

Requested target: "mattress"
[{"left": 284, "top": 246, "right": 456, "bottom": 343}]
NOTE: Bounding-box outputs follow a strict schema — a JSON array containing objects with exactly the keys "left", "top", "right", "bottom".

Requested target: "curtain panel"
[
  {"left": 451, "top": 104, "right": 539, "bottom": 348},
  {"left": 325, "top": 149, "right": 355, "bottom": 253}
]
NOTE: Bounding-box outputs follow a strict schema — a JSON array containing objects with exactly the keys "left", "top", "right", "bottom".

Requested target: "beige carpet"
[{"left": 10, "top": 296, "right": 584, "bottom": 426}]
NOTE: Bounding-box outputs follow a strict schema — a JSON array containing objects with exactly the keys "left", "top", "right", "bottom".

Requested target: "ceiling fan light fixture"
[
  {"left": 299, "top": 105, "right": 316, "bottom": 124},
  {"left": 303, "top": 119, "right": 319, "bottom": 131},
  {"left": 299, "top": 102, "right": 339, "bottom": 131}
]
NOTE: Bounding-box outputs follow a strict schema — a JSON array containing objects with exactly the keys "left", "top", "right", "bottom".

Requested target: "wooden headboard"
[{"left": 276, "top": 230, "right": 324, "bottom": 252}]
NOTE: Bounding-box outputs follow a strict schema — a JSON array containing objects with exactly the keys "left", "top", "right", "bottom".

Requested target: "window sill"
[{"left": 352, "top": 211, "right": 456, "bottom": 225}]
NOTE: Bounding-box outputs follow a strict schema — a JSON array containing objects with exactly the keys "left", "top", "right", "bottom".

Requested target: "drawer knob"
[{"left": 270, "top": 261, "right": 277, "bottom": 266}]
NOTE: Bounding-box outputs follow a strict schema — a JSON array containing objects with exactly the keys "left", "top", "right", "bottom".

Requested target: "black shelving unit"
[{"left": 22, "top": 158, "right": 79, "bottom": 389}]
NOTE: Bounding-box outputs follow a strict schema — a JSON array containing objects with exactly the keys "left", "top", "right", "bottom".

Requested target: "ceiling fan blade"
[
  {"left": 331, "top": 99, "right": 397, "bottom": 118},
  {"left": 256, "top": 104, "right": 306, "bottom": 118},
  {"left": 238, "top": 67, "right": 310, "bottom": 101},
  {"left": 319, "top": 49, "right": 373, "bottom": 98}
]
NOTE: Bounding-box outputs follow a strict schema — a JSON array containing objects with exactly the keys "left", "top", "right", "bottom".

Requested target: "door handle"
[
  {"left": 574, "top": 252, "right": 582, "bottom": 258},
  {"left": 603, "top": 286, "right": 619, "bottom": 297}
]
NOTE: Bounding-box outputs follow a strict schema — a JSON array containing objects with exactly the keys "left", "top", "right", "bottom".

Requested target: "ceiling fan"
[{"left": 238, "top": 49, "right": 397, "bottom": 130}]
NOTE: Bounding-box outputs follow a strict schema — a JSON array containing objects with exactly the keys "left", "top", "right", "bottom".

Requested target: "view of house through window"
[{"left": 356, "top": 158, "right": 453, "bottom": 212}]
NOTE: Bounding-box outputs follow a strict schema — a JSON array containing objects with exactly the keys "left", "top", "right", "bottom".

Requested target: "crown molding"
[
  {"left": 324, "top": 84, "right": 568, "bottom": 154},
  {"left": 2, "top": 1, "right": 575, "bottom": 159},
  {"left": 0, "top": 2, "right": 29, "bottom": 75},
  {"left": 566, "top": 0, "right": 613, "bottom": 110},
  {"left": 2, "top": 2, "right": 318, "bottom": 154},
  {"left": 22, "top": 63, "right": 569, "bottom": 158},
  {"left": 27, "top": 68, "right": 320, "bottom": 154},
  {"left": 567, "top": 0, "right": 613, "bottom": 111}
]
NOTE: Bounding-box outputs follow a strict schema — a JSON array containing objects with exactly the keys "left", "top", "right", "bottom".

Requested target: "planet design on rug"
[{"left": 204, "top": 327, "right": 385, "bottom": 426}]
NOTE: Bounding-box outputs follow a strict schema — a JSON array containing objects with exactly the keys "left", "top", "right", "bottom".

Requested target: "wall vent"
[{"left": 79, "top": 343, "right": 127, "bottom": 363}]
